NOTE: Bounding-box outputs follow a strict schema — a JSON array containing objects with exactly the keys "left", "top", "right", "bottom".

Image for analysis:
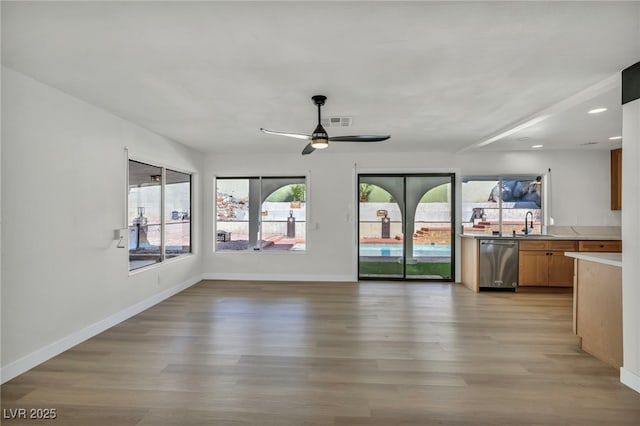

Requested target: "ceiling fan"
[{"left": 260, "top": 95, "right": 391, "bottom": 155}]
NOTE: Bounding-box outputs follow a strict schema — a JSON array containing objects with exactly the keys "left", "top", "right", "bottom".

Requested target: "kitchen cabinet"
[
  {"left": 461, "top": 237, "right": 479, "bottom": 292},
  {"left": 566, "top": 253, "right": 623, "bottom": 369},
  {"left": 578, "top": 240, "right": 622, "bottom": 252},
  {"left": 463, "top": 236, "right": 622, "bottom": 292},
  {"left": 611, "top": 148, "right": 622, "bottom": 211},
  {"left": 548, "top": 252, "right": 577, "bottom": 287},
  {"left": 519, "top": 250, "right": 549, "bottom": 286},
  {"left": 518, "top": 240, "right": 577, "bottom": 287}
]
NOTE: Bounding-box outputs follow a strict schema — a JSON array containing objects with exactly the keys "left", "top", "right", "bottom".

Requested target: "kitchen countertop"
[
  {"left": 564, "top": 252, "right": 622, "bottom": 268},
  {"left": 460, "top": 234, "right": 621, "bottom": 241}
]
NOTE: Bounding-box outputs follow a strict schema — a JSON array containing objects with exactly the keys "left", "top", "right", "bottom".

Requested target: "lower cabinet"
[
  {"left": 547, "top": 252, "right": 576, "bottom": 287},
  {"left": 519, "top": 250, "right": 549, "bottom": 286},
  {"left": 519, "top": 240, "right": 577, "bottom": 287}
]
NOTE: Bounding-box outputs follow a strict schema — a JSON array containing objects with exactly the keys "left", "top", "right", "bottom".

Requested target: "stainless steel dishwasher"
[{"left": 479, "top": 239, "right": 519, "bottom": 290}]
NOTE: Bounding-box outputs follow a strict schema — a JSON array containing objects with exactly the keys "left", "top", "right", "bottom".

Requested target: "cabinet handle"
[{"left": 599, "top": 245, "right": 604, "bottom": 248}]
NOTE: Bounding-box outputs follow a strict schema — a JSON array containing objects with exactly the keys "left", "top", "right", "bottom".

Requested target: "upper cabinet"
[{"left": 611, "top": 148, "right": 622, "bottom": 210}]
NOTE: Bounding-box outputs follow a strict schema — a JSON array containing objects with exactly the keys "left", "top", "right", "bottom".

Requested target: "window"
[
  {"left": 462, "top": 176, "right": 542, "bottom": 236},
  {"left": 128, "top": 160, "right": 192, "bottom": 271},
  {"left": 216, "top": 176, "right": 306, "bottom": 252}
]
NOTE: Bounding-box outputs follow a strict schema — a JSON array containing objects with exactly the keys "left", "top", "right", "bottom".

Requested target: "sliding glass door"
[{"left": 358, "top": 174, "right": 455, "bottom": 281}]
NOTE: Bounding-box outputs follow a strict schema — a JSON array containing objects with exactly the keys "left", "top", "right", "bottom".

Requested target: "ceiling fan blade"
[
  {"left": 260, "top": 128, "right": 311, "bottom": 141},
  {"left": 301, "top": 143, "right": 316, "bottom": 155},
  {"left": 329, "top": 135, "right": 391, "bottom": 142}
]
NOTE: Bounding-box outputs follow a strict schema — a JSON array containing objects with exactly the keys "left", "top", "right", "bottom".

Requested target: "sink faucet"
[{"left": 524, "top": 211, "right": 534, "bottom": 235}]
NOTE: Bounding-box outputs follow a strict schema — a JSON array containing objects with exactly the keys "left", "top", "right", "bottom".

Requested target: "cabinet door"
[
  {"left": 611, "top": 148, "right": 622, "bottom": 211},
  {"left": 548, "top": 252, "right": 575, "bottom": 287},
  {"left": 518, "top": 251, "right": 549, "bottom": 286}
]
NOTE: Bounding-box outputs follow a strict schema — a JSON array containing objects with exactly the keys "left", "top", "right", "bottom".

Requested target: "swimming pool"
[{"left": 359, "top": 243, "right": 451, "bottom": 257}]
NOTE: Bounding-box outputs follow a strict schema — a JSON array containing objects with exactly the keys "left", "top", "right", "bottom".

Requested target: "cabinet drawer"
[
  {"left": 549, "top": 240, "right": 578, "bottom": 251},
  {"left": 578, "top": 240, "right": 622, "bottom": 252},
  {"left": 519, "top": 240, "right": 549, "bottom": 251}
]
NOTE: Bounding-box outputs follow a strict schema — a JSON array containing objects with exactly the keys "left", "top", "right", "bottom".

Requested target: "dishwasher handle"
[{"left": 481, "top": 241, "right": 516, "bottom": 247}]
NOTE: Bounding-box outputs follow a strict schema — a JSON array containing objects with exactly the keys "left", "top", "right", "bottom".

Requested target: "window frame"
[
  {"left": 461, "top": 174, "right": 545, "bottom": 235},
  {"left": 164, "top": 168, "right": 193, "bottom": 260},
  {"left": 127, "top": 158, "right": 194, "bottom": 272},
  {"left": 214, "top": 175, "right": 308, "bottom": 254}
]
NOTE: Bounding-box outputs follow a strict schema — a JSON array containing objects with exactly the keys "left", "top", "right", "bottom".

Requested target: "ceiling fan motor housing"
[{"left": 312, "top": 95, "right": 327, "bottom": 106}]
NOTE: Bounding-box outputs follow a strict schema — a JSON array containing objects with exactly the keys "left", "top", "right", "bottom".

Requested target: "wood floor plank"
[{"left": 2, "top": 280, "right": 640, "bottom": 425}]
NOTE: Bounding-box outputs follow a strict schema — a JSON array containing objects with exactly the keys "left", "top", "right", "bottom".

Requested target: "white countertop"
[
  {"left": 460, "top": 234, "right": 621, "bottom": 241},
  {"left": 564, "top": 252, "right": 622, "bottom": 268}
]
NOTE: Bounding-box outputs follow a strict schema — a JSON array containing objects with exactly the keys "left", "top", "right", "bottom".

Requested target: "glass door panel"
[
  {"left": 405, "top": 175, "right": 454, "bottom": 280},
  {"left": 358, "top": 176, "right": 404, "bottom": 278}
]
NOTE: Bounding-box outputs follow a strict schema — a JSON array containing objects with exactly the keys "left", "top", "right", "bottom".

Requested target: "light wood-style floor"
[{"left": 2, "top": 280, "right": 640, "bottom": 425}]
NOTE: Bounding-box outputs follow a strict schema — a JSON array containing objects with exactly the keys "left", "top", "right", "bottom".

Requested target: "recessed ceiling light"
[
  {"left": 581, "top": 141, "right": 599, "bottom": 146},
  {"left": 517, "top": 137, "right": 531, "bottom": 141},
  {"left": 608, "top": 136, "right": 622, "bottom": 140},
  {"left": 531, "top": 144, "right": 543, "bottom": 149},
  {"left": 588, "top": 108, "right": 608, "bottom": 114}
]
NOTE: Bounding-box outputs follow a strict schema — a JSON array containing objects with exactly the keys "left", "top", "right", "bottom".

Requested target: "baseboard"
[
  {"left": 201, "top": 272, "right": 356, "bottom": 282},
  {"left": 621, "top": 367, "right": 640, "bottom": 394},
  {"left": 0, "top": 274, "right": 203, "bottom": 384}
]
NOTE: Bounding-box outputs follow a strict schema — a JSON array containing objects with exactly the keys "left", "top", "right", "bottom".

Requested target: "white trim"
[
  {"left": 355, "top": 166, "right": 458, "bottom": 174},
  {"left": 214, "top": 250, "right": 307, "bottom": 255},
  {"left": 305, "top": 170, "right": 311, "bottom": 252},
  {"left": 621, "top": 367, "right": 640, "bottom": 394},
  {"left": 352, "top": 164, "right": 359, "bottom": 281},
  {"left": 128, "top": 252, "right": 196, "bottom": 276},
  {"left": 127, "top": 153, "right": 197, "bottom": 177},
  {"left": 201, "top": 272, "right": 355, "bottom": 282},
  {"left": 0, "top": 275, "right": 203, "bottom": 384}
]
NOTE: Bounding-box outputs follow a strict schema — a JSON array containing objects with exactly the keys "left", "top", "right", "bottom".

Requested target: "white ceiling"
[{"left": 2, "top": 1, "right": 639, "bottom": 155}]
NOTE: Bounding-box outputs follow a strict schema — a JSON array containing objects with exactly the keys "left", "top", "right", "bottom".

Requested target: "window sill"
[
  {"left": 128, "top": 252, "right": 196, "bottom": 276},
  {"left": 213, "top": 249, "right": 307, "bottom": 255}
]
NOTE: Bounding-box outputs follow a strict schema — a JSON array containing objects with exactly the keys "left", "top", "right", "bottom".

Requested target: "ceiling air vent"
[{"left": 321, "top": 116, "right": 353, "bottom": 128}]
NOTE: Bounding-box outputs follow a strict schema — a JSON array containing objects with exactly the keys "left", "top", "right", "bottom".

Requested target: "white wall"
[
  {"left": 0, "top": 68, "right": 202, "bottom": 381},
  {"left": 201, "top": 149, "right": 618, "bottom": 281},
  {"left": 622, "top": 98, "right": 640, "bottom": 393}
]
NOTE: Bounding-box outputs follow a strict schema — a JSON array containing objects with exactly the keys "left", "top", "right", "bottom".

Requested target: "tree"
[
  {"left": 359, "top": 183, "right": 373, "bottom": 202},
  {"left": 291, "top": 184, "right": 305, "bottom": 202}
]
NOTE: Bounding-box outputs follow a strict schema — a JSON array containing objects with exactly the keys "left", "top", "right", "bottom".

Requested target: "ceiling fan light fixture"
[{"left": 311, "top": 124, "right": 329, "bottom": 149}]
